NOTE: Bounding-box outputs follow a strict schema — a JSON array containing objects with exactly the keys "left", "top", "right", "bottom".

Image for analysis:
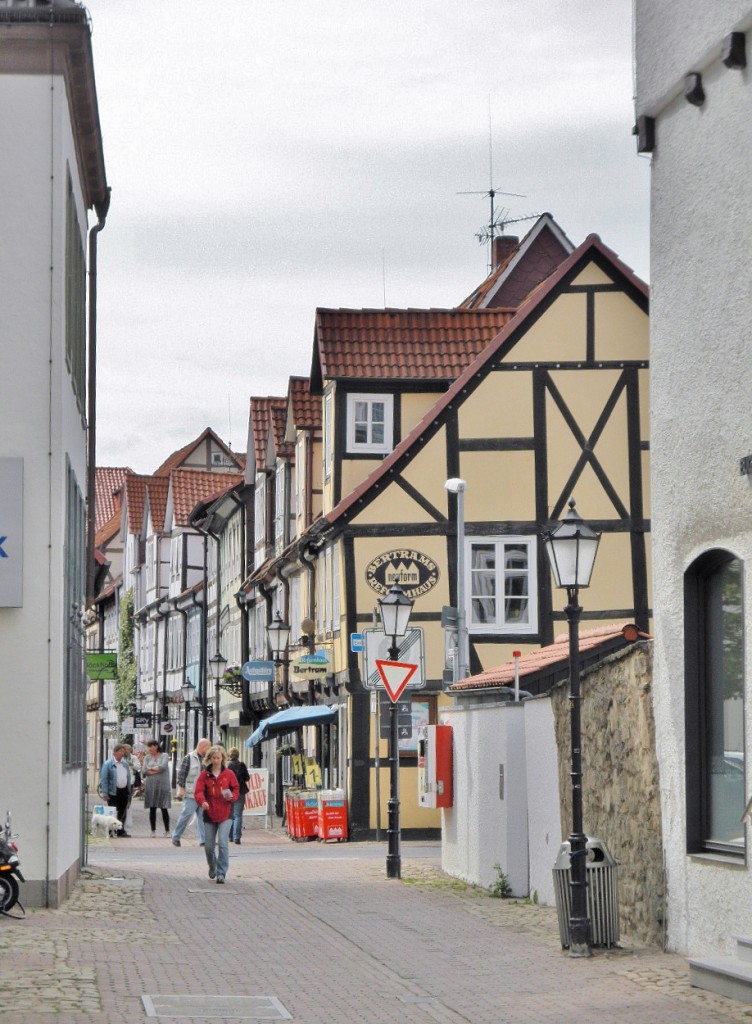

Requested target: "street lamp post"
[
  {"left": 378, "top": 581, "right": 414, "bottom": 880},
  {"left": 543, "top": 498, "right": 601, "bottom": 958},
  {"left": 208, "top": 650, "right": 227, "bottom": 740},
  {"left": 181, "top": 679, "right": 197, "bottom": 752},
  {"left": 444, "top": 478, "right": 469, "bottom": 681},
  {"left": 267, "top": 612, "right": 292, "bottom": 818}
]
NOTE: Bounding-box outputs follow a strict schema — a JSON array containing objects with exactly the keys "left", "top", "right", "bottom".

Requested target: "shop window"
[{"left": 685, "top": 549, "right": 746, "bottom": 856}]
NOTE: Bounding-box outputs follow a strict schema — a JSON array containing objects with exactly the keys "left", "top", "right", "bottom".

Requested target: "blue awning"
[{"left": 245, "top": 704, "right": 337, "bottom": 747}]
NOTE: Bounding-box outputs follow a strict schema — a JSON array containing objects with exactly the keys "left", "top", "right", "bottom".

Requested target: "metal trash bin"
[{"left": 552, "top": 837, "right": 620, "bottom": 948}]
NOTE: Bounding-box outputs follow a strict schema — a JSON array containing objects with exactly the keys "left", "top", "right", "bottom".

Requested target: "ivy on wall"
[{"left": 115, "top": 588, "right": 137, "bottom": 725}]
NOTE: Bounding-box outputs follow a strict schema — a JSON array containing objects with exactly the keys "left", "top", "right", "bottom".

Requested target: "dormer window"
[{"left": 346, "top": 393, "right": 393, "bottom": 454}]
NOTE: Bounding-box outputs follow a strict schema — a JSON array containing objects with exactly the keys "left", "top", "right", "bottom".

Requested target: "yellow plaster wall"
[
  {"left": 398, "top": 425, "right": 452, "bottom": 516},
  {"left": 457, "top": 370, "right": 533, "bottom": 438},
  {"left": 338, "top": 458, "right": 381, "bottom": 502},
  {"left": 507, "top": 292, "right": 587, "bottom": 363},
  {"left": 460, "top": 449, "right": 537, "bottom": 521},
  {"left": 546, "top": 369, "right": 630, "bottom": 519},
  {"left": 585, "top": 532, "right": 636, "bottom": 611},
  {"left": 401, "top": 391, "right": 444, "bottom": 439},
  {"left": 595, "top": 292, "right": 648, "bottom": 363},
  {"left": 569, "top": 264, "right": 614, "bottom": 287}
]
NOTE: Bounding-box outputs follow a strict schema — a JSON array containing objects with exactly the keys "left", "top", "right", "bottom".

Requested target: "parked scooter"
[{"left": 0, "top": 810, "right": 25, "bottom": 918}]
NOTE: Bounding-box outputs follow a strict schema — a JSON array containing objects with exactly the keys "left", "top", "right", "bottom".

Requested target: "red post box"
[{"left": 417, "top": 724, "right": 453, "bottom": 808}]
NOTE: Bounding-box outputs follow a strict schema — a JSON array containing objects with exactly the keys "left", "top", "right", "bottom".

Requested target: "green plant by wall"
[
  {"left": 489, "top": 864, "right": 513, "bottom": 899},
  {"left": 115, "top": 588, "right": 137, "bottom": 727}
]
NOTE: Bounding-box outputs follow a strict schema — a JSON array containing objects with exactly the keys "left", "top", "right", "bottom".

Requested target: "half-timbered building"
[{"left": 306, "top": 233, "right": 650, "bottom": 837}]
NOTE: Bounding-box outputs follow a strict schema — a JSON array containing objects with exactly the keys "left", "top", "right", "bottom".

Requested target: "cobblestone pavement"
[{"left": 0, "top": 801, "right": 750, "bottom": 1023}]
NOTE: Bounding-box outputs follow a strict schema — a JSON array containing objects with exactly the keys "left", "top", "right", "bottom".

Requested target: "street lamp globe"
[
  {"left": 181, "top": 680, "right": 196, "bottom": 704},
  {"left": 544, "top": 499, "right": 601, "bottom": 591}
]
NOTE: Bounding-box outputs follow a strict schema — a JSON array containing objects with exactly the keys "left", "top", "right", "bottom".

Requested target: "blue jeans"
[
  {"left": 172, "top": 796, "right": 206, "bottom": 845},
  {"left": 230, "top": 796, "right": 245, "bottom": 841},
  {"left": 203, "top": 818, "right": 232, "bottom": 879}
]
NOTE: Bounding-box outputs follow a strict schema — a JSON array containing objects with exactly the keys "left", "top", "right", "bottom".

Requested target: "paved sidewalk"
[{"left": 0, "top": 800, "right": 749, "bottom": 1023}]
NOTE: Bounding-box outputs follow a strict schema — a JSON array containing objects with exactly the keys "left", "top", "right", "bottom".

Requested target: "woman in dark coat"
[{"left": 141, "top": 739, "right": 172, "bottom": 837}]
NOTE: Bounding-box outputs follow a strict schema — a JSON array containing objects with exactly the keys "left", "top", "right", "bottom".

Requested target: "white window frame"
[
  {"left": 465, "top": 535, "right": 538, "bottom": 635},
  {"left": 346, "top": 393, "right": 393, "bottom": 454}
]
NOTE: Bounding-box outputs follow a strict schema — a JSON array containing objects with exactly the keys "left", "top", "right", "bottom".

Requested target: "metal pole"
[
  {"left": 456, "top": 486, "right": 469, "bottom": 680},
  {"left": 566, "top": 588, "right": 591, "bottom": 957},
  {"left": 386, "top": 638, "right": 401, "bottom": 879}
]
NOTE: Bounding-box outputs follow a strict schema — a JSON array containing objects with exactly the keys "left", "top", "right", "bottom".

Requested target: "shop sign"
[
  {"left": 242, "top": 660, "right": 275, "bottom": 683},
  {"left": 87, "top": 652, "right": 118, "bottom": 679},
  {"left": 290, "top": 650, "right": 330, "bottom": 680},
  {"left": 365, "top": 548, "right": 440, "bottom": 599},
  {"left": 243, "top": 769, "right": 269, "bottom": 816},
  {"left": 133, "top": 712, "right": 152, "bottom": 728}
]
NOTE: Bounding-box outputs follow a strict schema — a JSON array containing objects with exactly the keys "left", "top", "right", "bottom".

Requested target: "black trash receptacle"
[{"left": 552, "top": 837, "right": 620, "bottom": 948}]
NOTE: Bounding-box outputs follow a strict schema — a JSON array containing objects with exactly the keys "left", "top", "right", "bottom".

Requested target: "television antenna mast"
[{"left": 458, "top": 100, "right": 538, "bottom": 272}]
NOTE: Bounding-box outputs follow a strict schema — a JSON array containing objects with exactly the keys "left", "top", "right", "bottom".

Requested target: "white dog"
[{"left": 91, "top": 808, "right": 121, "bottom": 838}]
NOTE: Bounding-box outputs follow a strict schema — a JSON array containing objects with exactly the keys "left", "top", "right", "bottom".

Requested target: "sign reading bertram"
[{"left": 365, "top": 548, "right": 440, "bottom": 600}]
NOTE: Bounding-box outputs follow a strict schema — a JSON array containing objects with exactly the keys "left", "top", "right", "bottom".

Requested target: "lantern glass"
[
  {"left": 544, "top": 500, "right": 600, "bottom": 589},
  {"left": 181, "top": 680, "right": 196, "bottom": 704},
  {"left": 267, "top": 612, "right": 291, "bottom": 662},
  {"left": 208, "top": 651, "right": 228, "bottom": 683},
  {"left": 379, "top": 582, "right": 414, "bottom": 639}
]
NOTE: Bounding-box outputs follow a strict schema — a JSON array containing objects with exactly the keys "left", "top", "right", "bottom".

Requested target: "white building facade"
[
  {"left": 635, "top": 1, "right": 752, "bottom": 957},
  {"left": 0, "top": 2, "right": 108, "bottom": 906}
]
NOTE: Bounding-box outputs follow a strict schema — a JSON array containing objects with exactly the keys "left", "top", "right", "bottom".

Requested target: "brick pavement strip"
[{"left": 0, "top": 828, "right": 750, "bottom": 1023}]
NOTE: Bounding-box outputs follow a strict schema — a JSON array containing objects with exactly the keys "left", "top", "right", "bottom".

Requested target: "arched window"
[{"left": 685, "top": 550, "right": 745, "bottom": 855}]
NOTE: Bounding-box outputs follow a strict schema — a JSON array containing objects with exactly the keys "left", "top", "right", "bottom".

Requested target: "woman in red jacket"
[{"left": 194, "top": 745, "right": 239, "bottom": 884}]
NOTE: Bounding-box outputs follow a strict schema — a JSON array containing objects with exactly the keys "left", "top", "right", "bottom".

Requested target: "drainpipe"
[{"left": 85, "top": 189, "right": 111, "bottom": 605}]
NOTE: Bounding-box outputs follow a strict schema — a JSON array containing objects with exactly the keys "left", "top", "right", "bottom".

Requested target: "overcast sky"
[{"left": 85, "top": 0, "right": 649, "bottom": 474}]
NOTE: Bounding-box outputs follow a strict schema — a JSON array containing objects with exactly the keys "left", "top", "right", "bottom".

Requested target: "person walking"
[
  {"left": 99, "top": 744, "right": 132, "bottom": 837},
  {"left": 142, "top": 739, "right": 172, "bottom": 837},
  {"left": 226, "top": 747, "right": 250, "bottom": 844},
  {"left": 195, "top": 745, "right": 239, "bottom": 884},
  {"left": 171, "top": 738, "right": 211, "bottom": 847}
]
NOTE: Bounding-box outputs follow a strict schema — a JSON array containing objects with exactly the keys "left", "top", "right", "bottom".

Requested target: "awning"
[{"left": 245, "top": 704, "right": 337, "bottom": 747}]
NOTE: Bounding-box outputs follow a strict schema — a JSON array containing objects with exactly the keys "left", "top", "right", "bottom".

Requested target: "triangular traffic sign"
[{"left": 375, "top": 659, "right": 418, "bottom": 703}]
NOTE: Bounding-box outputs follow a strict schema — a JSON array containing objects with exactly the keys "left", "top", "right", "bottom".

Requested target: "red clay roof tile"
[
  {"left": 313, "top": 308, "right": 515, "bottom": 384},
  {"left": 169, "top": 469, "right": 244, "bottom": 527},
  {"left": 449, "top": 624, "right": 651, "bottom": 691},
  {"left": 94, "top": 466, "right": 132, "bottom": 532},
  {"left": 289, "top": 376, "right": 321, "bottom": 430}
]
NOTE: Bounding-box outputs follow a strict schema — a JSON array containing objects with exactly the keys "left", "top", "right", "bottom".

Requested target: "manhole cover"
[{"left": 142, "top": 994, "right": 291, "bottom": 1019}]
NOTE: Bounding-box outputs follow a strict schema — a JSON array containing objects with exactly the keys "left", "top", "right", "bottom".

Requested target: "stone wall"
[{"left": 552, "top": 641, "right": 664, "bottom": 948}]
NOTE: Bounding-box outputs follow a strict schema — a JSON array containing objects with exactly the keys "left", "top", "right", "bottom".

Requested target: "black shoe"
[
  {"left": 118, "top": 832, "right": 131, "bottom": 838},
  {"left": 171, "top": 838, "right": 180, "bottom": 847},
  {"left": 208, "top": 867, "right": 216, "bottom": 879},
  {"left": 216, "top": 875, "right": 225, "bottom": 884},
  {"left": 233, "top": 839, "right": 241, "bottom": 845}
]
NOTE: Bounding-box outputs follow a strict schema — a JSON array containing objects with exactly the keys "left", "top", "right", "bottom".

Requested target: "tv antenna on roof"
[{"left": 458, "top": 98, "right": 538, "bottom": 272}]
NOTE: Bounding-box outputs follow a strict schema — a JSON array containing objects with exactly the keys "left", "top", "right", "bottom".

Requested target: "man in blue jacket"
[{"left": 100, "top": 744, "right": 133, "bottom": 837}]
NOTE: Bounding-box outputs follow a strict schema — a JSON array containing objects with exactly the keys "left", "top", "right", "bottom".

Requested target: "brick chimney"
[{"left": 492, "top": 235, "right": 519, "bottom": 270}]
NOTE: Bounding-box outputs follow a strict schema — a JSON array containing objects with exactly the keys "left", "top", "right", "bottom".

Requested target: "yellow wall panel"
[
  {"left": 400, "top": 425, "right": 452, "bottom": 514},
  {"left": 638, "top": 368, "right": 650, "bottom": 440},
  {"left": 584, "top": 532, "right": 635, "bottom": 611},
  {"left": 340, "top": 458, "right": 382, "bottom": 502},
  {"left": 458, "top": 370, "right": 533, "bottom": 437},
  {"left": 461, "top": 450, "right": 537, "bottom": 521},
  {"left": 401, "top": 391, "right": 443, "bottom": 438},
  {"left": 569, "top": 263, "right": 614, "bottom": 287},
  {"left": 508, "top": 292, "right": 586, "bottom": 363},
  {"left": 350, "top": 479, "right": 436, "bottom": 525},
  {"left": 594, "top": 291, "right": 649, "bottom": 362}
]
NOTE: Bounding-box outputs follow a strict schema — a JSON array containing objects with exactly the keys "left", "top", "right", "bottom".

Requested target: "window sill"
[{"left": 688, "top": 850, "right": 746, "bottom": 868}]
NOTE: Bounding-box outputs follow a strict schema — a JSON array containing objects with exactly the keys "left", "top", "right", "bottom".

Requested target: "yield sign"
[{"left": 375, "top": 660, "right": 418, "bottom": 703}]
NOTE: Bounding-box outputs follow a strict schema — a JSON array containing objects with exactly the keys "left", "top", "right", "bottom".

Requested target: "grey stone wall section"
[{"left": 552, "top": 641, "right": 664, "bottom": 947}]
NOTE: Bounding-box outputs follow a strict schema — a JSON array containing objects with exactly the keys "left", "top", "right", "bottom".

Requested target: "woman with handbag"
[
  {"left": 194, "top": 745, "right": 239, "bottom": 884},
  {"left": 141, "top": 739, "right": 172, "bottom": 837}
]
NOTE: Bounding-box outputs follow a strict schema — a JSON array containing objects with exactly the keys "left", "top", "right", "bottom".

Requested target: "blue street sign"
[
  {"left": 350, "top": 632, "right": 363, "bottom": 653},
  {"left": 242, "top": 660, "right": 275, "bottom": 683}
]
